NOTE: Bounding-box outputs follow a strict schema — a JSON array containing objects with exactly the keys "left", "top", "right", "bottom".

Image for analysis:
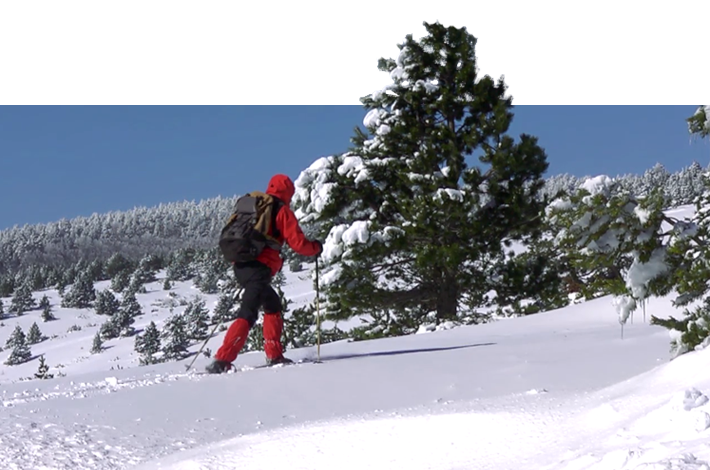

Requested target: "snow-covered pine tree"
[
  {"left": 0, "top": 276, "right": 14, "bottom": 297},
  {"left": 111, "top": 291, "right": 142, "bottom": 337},
  {"left": 166, "top": 248, "right": 198, "bottom": 282},
  {"left": 688, "top": 105, "right": 710, "bottom": 139},
  {"left": 184, "top": 296, "right": 210, "bottom": 340},
  {"left": 4, "top": 328, "right": 31, "bottom": 365},
  {"left": 10, "top": 281, "right": 36, "bottom": 315},
  {"left": 110, "top": 270, "right": 131, "bottom": 293},
  {"left": 163, "top": 278, "right": 172, "bottom": 290},
  {"left": 38, "top": 294, "right": 50, "bottom": 310},
  {"left": 135, "top": 321, "right": 161, "bottom": 365},
  {"left": 26, "top": 322, "right": 46, "bottom": 344},
  {"left": 0, "top": 298, "right": 4, "bottom": 319},
  {"left": 547, "top": 175, "right": 674, "bottom": 329},
  {"left": 292, "top": 22, "right": 550, "bottom": 334},
  {"left": 5, "top": 324, "right": 26, "bottom": 349},
  {"left": 95, "top": 289, "right": 120, "bottom": 316},
  {"left": 41, "top": 303, "right": 56, "bottom": 322},
  {"left": 61, "top": 270, "right": 96, "bottom": 309},
  {"left": 91, "top": 331, "right": 104, "bottom": 354},
  {"left": 160, "top": 313, "right": 190, "bottom": 361},
  {"left": 211, "top": 290, "right": 238, "bottom": 326},
  {"left": 193, "top": 249, "right": 228, "bottom": 294},
  {"left": 126, "top": 271, "right": 148, "bottom": 295},
  {"left": 105, "top": 253, "right": 134, "bottom": 279}
]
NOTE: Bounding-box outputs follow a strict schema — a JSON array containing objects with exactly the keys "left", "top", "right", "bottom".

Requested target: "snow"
[
  {"left": 3, "top": 206, "right": 710, "bottom": 469},
  {"left": 581, "top": 175, "right": 614, "bottom": 197},
  {"left": 695, "top": 105, "right": 710, "bottom": 130}
]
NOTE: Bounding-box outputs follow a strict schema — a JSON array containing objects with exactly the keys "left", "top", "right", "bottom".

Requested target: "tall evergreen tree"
[
  {"left": 4, "top": 326, "right": 31, "bottom": 365},
  {"left": 95, "top": 289, "right": 120, "bottom": 316},
  {"left": 135, "top": 321, "right": 161, "bottom": 365},
  {"left": 10, "top": 281, "right": 36, "bottom": 315},
  {"left": 111, "top": 270, "right": 131, "bottom": 293},
  {"left": 5, "top": 324, "right": 26, "bottom": 349},
  {"left": 41, "top": 303, "right": 56, "bottom": 322},
  {"left": 185, "top": 296, "right": 210, "bottom": 340},
  {"left": 91, "top": 331, "right": 104, "bottom": 354},
  {"left": 61, "top": 270, "right": 96, "bottom": 309},
  {"left": 161, "top": 313, "right": 190, "bottom": 361},
  {"left": 26, "top": 322, "right": 46, "bottom": 344},
  {"left": 293, "top": 22, "right": 550, "bottom": 332}
]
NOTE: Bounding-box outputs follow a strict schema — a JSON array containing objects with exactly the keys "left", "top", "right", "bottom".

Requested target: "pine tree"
[
  {"left": 38, "top": 295, "right": 51, "bottom": 310},
  {"left": 4, "top": 327, "right": 31, "bottom": 366},
  {"left": 163, "top": 278, "right": 172, "bottom": 291},
  {"left": 0, "top": 298, "right": 4, "bottom": 319},
  {"left": 5, "top": 324, "right": 26, "bottom": 349},
  {"left": 61, "top": 271, "right": 96, "bottom": 309},
  {"left": 161, "top": 313, "right": 190, "bottom": 361},
  {"left": 293, "top": 22, "right": 550, "bottom": 332},
  {"left": 26, "top": 322, "right": 46, "bottom": 344},
  {"left": 688, "top": 105, "right": 710, "bottom": 140},
  {"left": 120, "top": 291, "right": 143, "bottom": 319},
  {"left": 34, "top": 356, "right": 53, "bottom": 379},
  {"left": 185, "top": 296, "right": 210, "bottom": 340},
  {"left": 95, "top": 289, "right": 120, "bottom": 316},
  {"left": 111, "top": 293, "right": 141, "bottom": 337},
  {"left": 10, "top": 282, "right": 36, "bottom": 315},
  {"left": 99, "top": 319, "right": 121, "bottom": 341},
  {"left": 90, "top": 331, "right": 104, "bottom": 354},
  {"left": 111, "top": 270, "right": 131, "bottom": 293},
  {"left": 41, "top": 303, "right": 56, "bottom": 322},
  {"left": 166, "top": 248, "right": 197, "bottom": 282},
  {"left": 135, "top": 321, "right": 161, "bottom": 365},
  {"left": 105, "top": 253, "right": 133, "bottom": 279}
]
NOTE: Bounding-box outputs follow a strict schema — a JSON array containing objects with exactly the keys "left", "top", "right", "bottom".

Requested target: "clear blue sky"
[{"left": 0, "top": 20, "right": 710, "bottom": 229}]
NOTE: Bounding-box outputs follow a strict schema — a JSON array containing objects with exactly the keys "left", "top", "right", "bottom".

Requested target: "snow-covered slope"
[{"left": 0, "top": 204, "right": 706, "bottom": 470}]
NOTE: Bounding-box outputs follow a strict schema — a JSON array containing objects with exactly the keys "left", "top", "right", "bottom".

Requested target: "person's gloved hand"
[{"left": 314, "top": 240, "right": 323, "bottom": 257}]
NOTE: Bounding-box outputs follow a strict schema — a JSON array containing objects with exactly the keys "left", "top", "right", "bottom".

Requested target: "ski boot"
[
  {"left": 265, "top": 356, "right": 294, "bottom": 367},
  {"left": 205, "top": 360, "right": 232, "bottom": 374}
]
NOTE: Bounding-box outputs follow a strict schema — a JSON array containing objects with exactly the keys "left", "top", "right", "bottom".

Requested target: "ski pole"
[
  {"left": 315, "top": 257, "right": 321, "bottom": 363},
  {"left": 185, "top": 287, "right": 243, "bottom": 372}
]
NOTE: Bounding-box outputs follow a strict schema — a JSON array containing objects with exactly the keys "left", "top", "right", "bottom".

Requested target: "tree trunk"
[{"left": 435, "top": 272, "right": 458, "bottom": 323}]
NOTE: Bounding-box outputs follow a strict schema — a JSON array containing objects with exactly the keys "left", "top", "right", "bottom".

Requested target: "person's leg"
[
  {"left": 213, "top": 263, "right": 271, "bottom": 366},
  {"left": 261, "top": 283, "right": 287, "bottom": 361}
]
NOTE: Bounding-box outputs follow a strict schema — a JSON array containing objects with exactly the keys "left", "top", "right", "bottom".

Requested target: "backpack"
[{"left": 218, "top": 191, "right": 283, "bottom": 264}]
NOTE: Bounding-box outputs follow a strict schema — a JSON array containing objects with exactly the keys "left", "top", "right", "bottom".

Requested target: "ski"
[{"left": 191, "top": 358, "right": 322, "bottom": 376}]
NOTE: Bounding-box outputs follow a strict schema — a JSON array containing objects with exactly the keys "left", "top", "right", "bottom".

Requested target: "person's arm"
[{"left": 276, "top": 206, "right": 322, "bottom": 256}]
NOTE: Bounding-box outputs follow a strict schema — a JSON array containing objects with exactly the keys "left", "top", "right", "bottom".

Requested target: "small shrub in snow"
[
  {"left": 34, "top": 356, "right": 54, "bottom": 379},
  {"left": 67, "top": 324, "right": 82, "bottom": 333}
]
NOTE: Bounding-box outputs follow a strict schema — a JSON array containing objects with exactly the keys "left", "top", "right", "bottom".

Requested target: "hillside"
[
  {"left": 2, "top": 262, "right": 710, "bottom": 469},
  {"left": 2, "top": 198, "right": 710, "bottom": 469}
]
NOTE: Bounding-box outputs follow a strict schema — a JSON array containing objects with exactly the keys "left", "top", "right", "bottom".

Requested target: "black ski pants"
[{"left": 233, "top": 261, "right": 282, "bottom": 328}]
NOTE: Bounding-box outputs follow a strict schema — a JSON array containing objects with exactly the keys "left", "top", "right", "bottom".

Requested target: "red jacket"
[{"left": 256, "top": 174, "right": 321, "bottom": 276}]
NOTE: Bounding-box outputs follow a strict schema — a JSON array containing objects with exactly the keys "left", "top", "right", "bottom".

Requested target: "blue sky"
[{"left": 0, "top": 20, "right": 710, "bottom": 229}]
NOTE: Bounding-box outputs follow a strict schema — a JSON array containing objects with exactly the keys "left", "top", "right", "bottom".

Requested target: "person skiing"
[{"left": 205, "top": 174, "right": 323, "bottom": 374}]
